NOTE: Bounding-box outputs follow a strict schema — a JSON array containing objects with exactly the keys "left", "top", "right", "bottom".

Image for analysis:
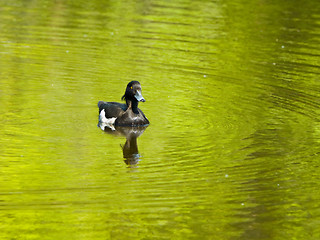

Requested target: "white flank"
[
  {"left": 99, "top": 109, "right": 117, "bottom": 124},
  {"left": 98, "top": 109, "right": 117, "bottom": 131}
]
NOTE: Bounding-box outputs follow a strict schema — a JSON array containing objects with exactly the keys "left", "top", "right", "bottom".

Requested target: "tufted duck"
[{"left": 98, "top": 81, "right": 149, "bottom": 127}]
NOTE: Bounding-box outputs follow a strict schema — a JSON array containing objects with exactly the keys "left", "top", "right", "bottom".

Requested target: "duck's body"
[{"left": 98, "top": 81, "right": 149, "bottom": 127}]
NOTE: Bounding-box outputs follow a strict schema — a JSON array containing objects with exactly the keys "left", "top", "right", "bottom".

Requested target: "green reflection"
[{"left": 0, "top": 0, "right": 320, "bottom": 239}]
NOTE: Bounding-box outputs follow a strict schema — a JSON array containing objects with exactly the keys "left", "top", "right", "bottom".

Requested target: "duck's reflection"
[{"left": 98, "top": 122, "right": 148, "bottom": 166}]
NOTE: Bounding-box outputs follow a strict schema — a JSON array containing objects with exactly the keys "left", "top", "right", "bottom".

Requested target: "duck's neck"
[{"left": 126, "top": 100, "right": 139, "bottom": 114}]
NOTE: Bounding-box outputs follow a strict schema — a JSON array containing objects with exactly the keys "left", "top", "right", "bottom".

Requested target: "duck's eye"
[{"left": 130, "top": 86, "right": 133, "bottom": 89}]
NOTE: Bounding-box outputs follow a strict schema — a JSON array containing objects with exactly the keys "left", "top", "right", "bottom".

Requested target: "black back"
[{"left": 98, "top": 101, "right": 127, "bottom": 118}]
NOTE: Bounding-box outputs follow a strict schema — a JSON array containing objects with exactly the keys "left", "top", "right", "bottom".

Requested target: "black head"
[{"left": 121, "top": 81, "right": 146, "bottom": 103}]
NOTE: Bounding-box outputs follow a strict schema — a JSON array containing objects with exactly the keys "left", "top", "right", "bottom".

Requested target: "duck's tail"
[{"left": 98, "top": 101, "right": 105, "bottom": 108}]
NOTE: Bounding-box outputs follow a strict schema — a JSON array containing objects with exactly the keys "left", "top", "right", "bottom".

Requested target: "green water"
[{"left": 1, "top": 0, "right": 320, "bottom": 239}]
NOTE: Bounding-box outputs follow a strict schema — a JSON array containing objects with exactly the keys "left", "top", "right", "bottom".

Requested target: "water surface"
[{"left": 1, "top": 0, "right": 320, "bottom": 239}]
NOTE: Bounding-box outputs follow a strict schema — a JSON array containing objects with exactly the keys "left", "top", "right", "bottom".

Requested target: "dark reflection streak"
[
  {"left": 242, "top": 85, "right": 320, "bottom": 120},
  {"left": 260, "top": 83, "right": 320, "bottom": 106},
  {"left": 227, "top": 129, "right": 296, "bottom": 239},
  {"left": 276, "top": 69, "right": 320, "bottom": 79},
  {"left": 128, "top": 57, "right": 216, "bottom": 74},
  {"left": 131, "top": 44, "right": 217, "bottom": 55},
  {"left": 127, "top": 35, "right": 215, "bottom": 45},
  {"left": 0, "top": 185, "right": 119, "bottom": 195},
  {"left": 136, "top": 30, "right": 190, "bottom": 38},
  {"left": 150, "top": 11, "right": 209, "bottom": 20},
  {"left": 279, "top": 61, "right": 320, "bottom": 71},
  {"left": 278, "top": 95, "right": 319, "bottom": 112},
  {"left": 151, "top": 3, "right": 192, "bottom": 11},
  {"left": 98, "top": 123, "right": 148, "bottom": 166},
  {"left": 121, "top": 133, "right": 140, "bottom": 166},
  {"left": 106, "top": 56, "right": 215, "bottom": 78},
  {"left": 283, "top": 41, "right": 320, "bottom": 50},
  {"left": 134, "top": 30, "right": 218, "bottom": 41},
  {"left": 0, "top": 198, "right": 132, "bottom": 209},
  {"left": 134, "top": 19, "right": 191, "bottom": 26},
  {"left": 251, "top": 63, "right": 319, "bottom": 78},
  {"left": 288, "top": 50, "right": 320, "bottom": 58},
  {"left": 269, "top": 96, "right": 319, "bottom": 119}
]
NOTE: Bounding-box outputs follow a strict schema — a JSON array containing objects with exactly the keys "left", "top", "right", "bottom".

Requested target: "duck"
[{"left": 98, "top": 81, "right": 149, "bottom": 127}]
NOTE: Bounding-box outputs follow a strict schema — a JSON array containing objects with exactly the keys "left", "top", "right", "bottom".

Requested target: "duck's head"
[{"left": 121, "top": 81, "right": 146, "bottom": 103}]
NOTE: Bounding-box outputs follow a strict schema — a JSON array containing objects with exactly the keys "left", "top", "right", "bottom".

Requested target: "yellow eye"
[{"left": 130, "top": 86, "right": 133, "bottom": 89}]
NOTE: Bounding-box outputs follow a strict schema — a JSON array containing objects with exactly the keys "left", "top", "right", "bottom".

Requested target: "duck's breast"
[{"left": 115, "top": 108, "right": 149, "bottom": 126}]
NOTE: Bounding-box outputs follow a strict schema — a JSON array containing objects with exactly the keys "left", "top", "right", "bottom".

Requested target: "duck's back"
[{"left": 98, "top": 101, "right": 127, "bottom": 118}]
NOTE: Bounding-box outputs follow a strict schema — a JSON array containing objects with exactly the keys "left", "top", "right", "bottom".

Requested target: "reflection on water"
[
  {"left": 1, "top": 0, "right": 320, "bottom": 239},
  {"left": 98, "top": 122, "right": 147, "bottom": 166}
]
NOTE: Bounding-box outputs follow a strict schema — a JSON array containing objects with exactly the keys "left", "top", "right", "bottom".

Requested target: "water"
[{"left": 1, "top": 0, "right": 320, "bottom": 239}]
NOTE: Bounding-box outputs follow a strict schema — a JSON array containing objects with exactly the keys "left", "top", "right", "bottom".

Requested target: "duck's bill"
[{"left": 135, "top": 90, "right": 146, "bottom": 102}]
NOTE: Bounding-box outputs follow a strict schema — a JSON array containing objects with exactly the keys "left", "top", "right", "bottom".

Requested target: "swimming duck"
[{"left": 98, "top": 81, "right": 149, "bottom": 127}]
